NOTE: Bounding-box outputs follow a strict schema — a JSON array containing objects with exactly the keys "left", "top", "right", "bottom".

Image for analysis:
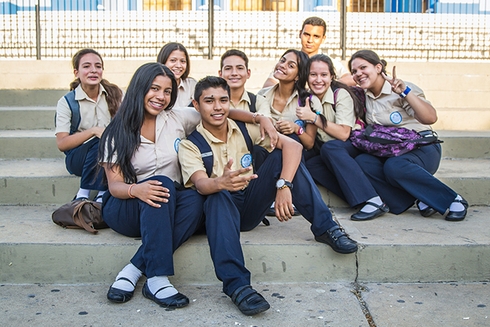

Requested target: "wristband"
[
  {"left": 252, "top": 112, "right": 263, "bottom": 125},
  {"left": 312, "top": 113, "right": 319, "bottom": 124},
  {"left": 296, "top": 127, "right": 304, "bottom": 135},
  {"left": 399, "top": 86, "right": 411, "bottom": 98},
  {"left": 128, "top": 184, "right": 136, "bottom": 198}
]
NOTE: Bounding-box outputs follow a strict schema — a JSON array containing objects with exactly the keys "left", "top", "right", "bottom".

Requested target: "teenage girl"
[
  {"left": 55, "top": 48, "right": 123, "bottom": 202},
  {"left": 322, "top": 50, "right": 467, "bottom": 221},
  {"left": 157, "top": 42, "right": 197, "bottom": 107}
]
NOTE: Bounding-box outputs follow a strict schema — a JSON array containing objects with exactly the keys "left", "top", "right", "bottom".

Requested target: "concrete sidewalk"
[{"left": 1, "top": 281, "right": 488, "bottom": 327}]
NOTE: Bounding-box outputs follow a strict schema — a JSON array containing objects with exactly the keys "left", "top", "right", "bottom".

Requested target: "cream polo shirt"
[
  {"left": 175, "top": 77, "right": 197, "bottom": 108},
  {"left": 103, "top": 107, "right": 200, "bottom": 183},
  {"left": 256, "top": 84, "right": 322, "bottom": 123},
  {"left": 315, "top": 87, "right": 356, "bottom": 142},
  {"left": 230, "top": 90, "right": 252, "bottom": 111},
  {"left": 365, "top": 80, "right": 431, "bottom": 132},
  {"left": 55, "top": 84, "right": 110, "bottom": 135},
  {"left": 179, "top": 119, "right": 270, "bottom": 189}
]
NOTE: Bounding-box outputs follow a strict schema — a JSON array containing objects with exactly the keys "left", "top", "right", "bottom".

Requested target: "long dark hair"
[
  {"left": 99, "top": 63, "right": 177, "bottom": 183},
  {"left": 308, "top": 54, "right": 364, "bottom": 122},
  {"left": 70, "top": 48, "right": 123, "bottom": 118},
  {"left": 156, "top": 42, "right": 191, "bottom": 81},
  {"left": 277, "top": 49, "right": 310, "bottom": 107}
]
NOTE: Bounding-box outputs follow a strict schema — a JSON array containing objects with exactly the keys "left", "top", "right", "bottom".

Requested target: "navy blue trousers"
[
  {"left": 355, "top": 143, "right": 457, "bottom": 214},
  {"left": 312, "top": 139, "right": 378, "bottom": 207},
  {"left": 102, "top": 176, "right": 205, "bottom": 278},
  {"left": 204, "top": 149, "right": 337, "bottom": 296},
  {"left": 65, "top": 137, "right": 106, "bottom": 191}
]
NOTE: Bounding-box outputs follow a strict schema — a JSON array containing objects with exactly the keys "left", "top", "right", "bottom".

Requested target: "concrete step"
[
  {"left": 1, "top": 282, "right": 488, "bottom": 327},
  {"left": 0, "top": 90, "right": 66, "bottom": 107},
  {"left": 1, "top": 204, "right": 489, "bottom": 285},
  {"left": 1, "top": 157, "right": 489, "bottom": 205},
  {"left": 1, "top": 130, "right": 490, "bottom": 160},
  {"left": 2, "top": 105, "right": 490, "bottom": 131}
]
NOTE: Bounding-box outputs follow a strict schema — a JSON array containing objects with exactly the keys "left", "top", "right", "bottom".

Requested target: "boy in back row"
[{"left": 177, "top": 76, "right": 358, "bottom": 316}]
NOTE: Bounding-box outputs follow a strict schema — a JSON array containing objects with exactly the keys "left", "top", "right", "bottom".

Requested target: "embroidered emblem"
[
  {"left": 241, "top": 153, "right": 252, "bottom": 168},
  {"left": 174, "top": 138, "right": 181, "bottom": 153},
  {"left": 390, "top": 111, "right": 403, "bottom": 124}
]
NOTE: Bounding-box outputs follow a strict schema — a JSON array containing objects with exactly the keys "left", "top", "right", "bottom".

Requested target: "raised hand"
[
  {"left": 295, "top": 97, "right": 316, "bottom": 122},
  {"left": 218, "top": 158, "right": 257, "bottom": 191},
  {"left": 382, "top": 66, "right": 406, "bottom": 95}
]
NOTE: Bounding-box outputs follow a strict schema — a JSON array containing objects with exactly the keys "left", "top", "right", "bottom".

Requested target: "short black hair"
[
  {"left": 220, "top": 49, "right": 249, "bottom": 69},
  {"left": 301, "top": 16, "right": 327, "bottom": 36},
  {"left": 194, "top": 76, "right": 230, "bottom": 104}
]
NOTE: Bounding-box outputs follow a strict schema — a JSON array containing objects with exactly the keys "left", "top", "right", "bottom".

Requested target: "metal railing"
[{"left": 0, "top": 0, "right": 489, "bottom": 61}]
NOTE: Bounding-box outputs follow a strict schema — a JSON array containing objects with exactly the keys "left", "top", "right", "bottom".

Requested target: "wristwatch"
[{"left": 276, "top": 178, "right": 293, "bottom": 190}]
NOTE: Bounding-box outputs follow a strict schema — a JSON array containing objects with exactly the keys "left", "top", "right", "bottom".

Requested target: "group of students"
[{"left": 54, "top": 16, "right": 468, "bottom": 317}]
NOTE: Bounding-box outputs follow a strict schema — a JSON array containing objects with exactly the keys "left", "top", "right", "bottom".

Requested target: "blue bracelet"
[{"left": 399, "top": 86, "right": 411, "bottom": 98}]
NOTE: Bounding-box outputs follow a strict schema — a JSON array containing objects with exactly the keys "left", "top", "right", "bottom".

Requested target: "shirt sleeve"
[
  {"left": 333, "top": 88, "right": 356, "bottom": 127},
  {"left": 333, "top": 59, "right": 350, "bottom": 78},
  {"left": 55, "top": 96, "right": 72, "bottom": 134},
  {"left": 255, "top": 93, "right": 272, "bottom": 118},
  {"left": 401, "top": 82, "right": 431, "bottom": 117},
  {"left": 178, "top": 139, "right": 207, "bottom": 188}
]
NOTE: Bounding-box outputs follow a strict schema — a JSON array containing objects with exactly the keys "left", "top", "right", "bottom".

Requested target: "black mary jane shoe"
[
  {"left": 231, "top": 285, "right": 270, "bottom": 316},
  {"left": 415, "top": 200, "right": 437, "bottom": 217},
  {"left": 107, "top": 277, "right": 135, "bottom": 303},
  {"left": 351, "top": 202, "right": 389, "bottom": 221},
  {"left": 445, "top": 197, "right": 468, "bottom": 222},
  {"left": 315, "top": 225, "right": 358, "bottom": 254},
  {"left": 142, "top": 282, "right": 189, "bottom": 308}
]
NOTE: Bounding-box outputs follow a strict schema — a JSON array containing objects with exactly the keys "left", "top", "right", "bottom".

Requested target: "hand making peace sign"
[{"left": 382, "top": 66, "right": 407, "bottom": 95}]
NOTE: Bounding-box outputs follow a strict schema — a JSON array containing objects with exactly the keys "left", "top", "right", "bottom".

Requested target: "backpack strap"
[
  {"left": 186, "top": 120, "right": 253, "bottom": 177},
  {"left": 63, "top": 90, "right": 81, "bottom": 135},
  {"left": 247, "top": 91, "right": 257, "bottom": 113}
]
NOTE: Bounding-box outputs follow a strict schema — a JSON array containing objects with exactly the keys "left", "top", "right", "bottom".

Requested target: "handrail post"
[
  {"left": 340, "top": 0, "right": 347, "bottom": 60},
  {"left": 35, "top": 2, "right": 41, "bottom": 60},
  {"left": 208, "top": 0, "right": 214, "bottom": 59}
]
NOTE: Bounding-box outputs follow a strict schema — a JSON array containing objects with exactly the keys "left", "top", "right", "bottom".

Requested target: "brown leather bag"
[{"left": 52, "top": 199, "right": 108, "bottom": 234}]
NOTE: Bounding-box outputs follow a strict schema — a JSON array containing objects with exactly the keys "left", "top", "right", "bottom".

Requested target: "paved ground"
[{"left": 1, "top": 281, "right": 488, "bottom": 327}]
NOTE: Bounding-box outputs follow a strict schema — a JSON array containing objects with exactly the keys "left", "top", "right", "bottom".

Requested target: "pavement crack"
[{"left": 352, "top": 282, "right": 377, "bottom": 327}]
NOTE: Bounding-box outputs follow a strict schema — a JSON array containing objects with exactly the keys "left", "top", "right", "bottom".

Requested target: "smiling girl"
[{"left": 55, "top": 48, "right": 122, "bottom": 202}]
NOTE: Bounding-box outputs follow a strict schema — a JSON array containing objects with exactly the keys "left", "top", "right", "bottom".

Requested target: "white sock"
[
  {"left": 417, "top": 201, "right": 429, "bottom": 210},
  {"left": 96, "top": 190, "right": 106, "bottom": 203},
  {"left": 360, "top": 196, "right": 383, "bottom": 213},
  {"left": 449, "top": 195, "right": 465, "bottom": 212},
  {"left": 76, "top": 188, "right": 90, "bottom": 200},
  {"left": 270, "top": 201, "right": 275, "bottom": 209},
  {"left": 147, "top": 276, "right": 178, "bottom": 299},
  {"left": 112, "top": 263, "right": 142, "bottom": 292}
]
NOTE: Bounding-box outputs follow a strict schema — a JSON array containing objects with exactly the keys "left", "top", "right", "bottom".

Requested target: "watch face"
[{"left": 276, "top": 179, "right": 285, "bottom": 188}]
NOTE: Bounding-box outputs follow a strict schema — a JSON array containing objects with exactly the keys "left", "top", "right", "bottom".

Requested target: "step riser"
[
  {"left": 1, "top": 136, "right": 488, "bottom": 159},
  {"left": 1, "top": 242, "right": 487, "bottom": 284},
  {"left": 0, "top": 110, "right": 55, "bottom": 130},
  {"left": 1, "top": 176, "right": 489, "bottom": 206},
  {"left": 0, "top": 90, "right": 66, "bottom": 107}
]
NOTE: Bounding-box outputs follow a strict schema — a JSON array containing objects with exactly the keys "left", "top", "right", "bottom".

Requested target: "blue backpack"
[{"left": 55, "top": 90, "right": 81, "bottom": 135}]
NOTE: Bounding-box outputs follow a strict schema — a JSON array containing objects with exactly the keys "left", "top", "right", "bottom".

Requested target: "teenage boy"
[
  {"left": 263, "top": 16, "right": 354, "bottom": 87},
  {"left": 178, "top": 76, "right": 358, "bottom": 315}
]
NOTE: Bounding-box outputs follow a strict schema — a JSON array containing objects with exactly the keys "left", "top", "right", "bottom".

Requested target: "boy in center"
[{"left": 178, "top": 76, "right": 358, "bottom": 316}]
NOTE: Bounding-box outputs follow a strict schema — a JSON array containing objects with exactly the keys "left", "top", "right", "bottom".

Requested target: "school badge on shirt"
[
  {"left": 390, "top": 111, "right": 403, "bottom": 124},
  {"left": 241, "top": 153, "right": 252, "bottom": 168},
  {"left": 174, "top": 138, "right": 181, "bottom": 153}
]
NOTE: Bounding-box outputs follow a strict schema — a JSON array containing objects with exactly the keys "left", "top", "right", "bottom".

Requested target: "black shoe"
[
  {"left": 107, "top": 277, "right": 135, "bottom": 303},
  {"left": 351, "top": 202, "right": 389, "bottom": 221},
  {"left": 315, "top": 225, "right": 358, "bottom": 254},
  {"left": 415, "top": 200, "right": 437, "bottom": 217},
  {"left": 231, "top": 285, "right": 270, "bottom": 316},
  {"left": 445, "top": 197, "right": 468, "bottom": 221},
  {"left": 142, "top": 282, "right": 189, "bottom": 308}
]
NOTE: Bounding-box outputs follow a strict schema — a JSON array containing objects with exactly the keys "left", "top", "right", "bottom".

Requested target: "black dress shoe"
[
  {"left": 315, "top": 225, "right": 358, "bottom": 254},
  {"left": 351, "top": 202, "right": 389, "bottom": 221},
  {"left": 415, "top": 200, "right": 437, "bottom": 217},
  {"left": 142, "top": 282, "right": 189, "bottom": 308},
  {"left": 445, "top": 197, "right": 468, "bottom": 221},
  {"left": 107, "top": 277, "right": 135, "bottom": 303},
  {"left": 231, "top": 285, "right": 270, "bottom": 316}
]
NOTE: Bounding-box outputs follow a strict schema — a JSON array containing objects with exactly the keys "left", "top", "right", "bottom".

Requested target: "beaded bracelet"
[{"left": 128, "top": 184, "right": 136, "bottom": 199}]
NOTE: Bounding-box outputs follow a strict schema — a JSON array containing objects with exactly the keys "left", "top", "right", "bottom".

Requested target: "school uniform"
[
  {"left": 304, "top": 87, "right": 366, "bottom": 204},
  {"left": 101, "top": 107, "right": 205, "bottom": 278},
  {"left": 179, "top": 119, "right": 339, "bottom": 296},
  {"left": 230, "top": 90, "right": 253, "bottom": 111},
  {"left": 175, "top": 77, "right": 197, "bottom": 107},
  {"left": 55, "top": 84, "right": 111, "bottom": 191},
  {"left": 323, "top": 80, "right": 457, "bottom": 214}
]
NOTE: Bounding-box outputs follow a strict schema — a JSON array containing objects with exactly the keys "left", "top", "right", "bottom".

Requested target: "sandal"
[{"left": 230, "top": 285, "right": 270, "bottom": 316}]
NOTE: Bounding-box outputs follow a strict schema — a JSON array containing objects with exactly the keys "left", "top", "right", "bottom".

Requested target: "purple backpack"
[{"left": 350, "top": 124, "right": 440, "bottom": 157}]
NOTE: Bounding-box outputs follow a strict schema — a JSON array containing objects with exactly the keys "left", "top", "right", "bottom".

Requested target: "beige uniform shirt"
[
  {"left": 175, "top": 77, "right": 197, "bottom": 108},
  {"left": 103, "top": 107, "right": 200, "bottom": 183},
  {"left": 55, "top": 84, "right": 110, "bottom": 135},
  {"left": 256, "top": 84, "right": 322, "bottom": 123},
  {"left": 179, "top": 120, "right": 270, "bottom": 188},
  {"left": 365, "top": 81, "right": 431, "bottom": 132},
  {"left": 315, "top": 87, "right": 357, "bottom": 142},
  {"left": 230, "top": 90, "right": 253, "bottom": 111}
]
